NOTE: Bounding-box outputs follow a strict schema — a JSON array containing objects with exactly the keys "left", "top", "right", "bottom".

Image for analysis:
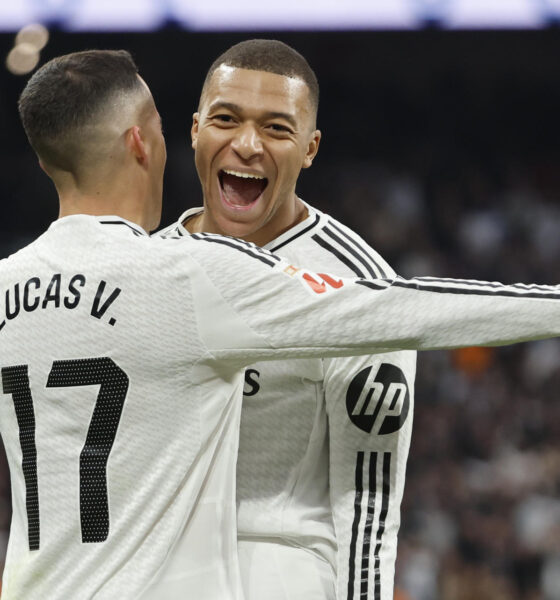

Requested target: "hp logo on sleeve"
[{"left": 346, "top": 363, "right": 410, "bottom": 434}]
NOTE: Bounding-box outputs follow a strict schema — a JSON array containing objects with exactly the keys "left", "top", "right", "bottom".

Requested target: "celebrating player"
[
  {"left": 157, "top": 38, "right": 414, "bottom": 600},
  {"left": 157, "top": 39, "right": 558, "bottom": 600},
  {"left": 6, "top": 48, "right": 560, "bottom": 600}
]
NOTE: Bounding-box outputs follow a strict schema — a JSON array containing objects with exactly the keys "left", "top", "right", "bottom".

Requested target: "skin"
[
  {"left": 43, "top": 76, "right": 166, "bottom": 232},
  {"left": 188, "top": 65, "right": 321, "bottom": 246}
]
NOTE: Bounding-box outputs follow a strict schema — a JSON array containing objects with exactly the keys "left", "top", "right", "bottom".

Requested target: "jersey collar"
[
  {"left": 170, "top": 201, "right": 321, "bottom": 250},
  {"left": 265, "top": 201, "right": 321, "bottom": 252},
  {"left": 176, "top": 207, "right": 204, "bottom": 236},
  {"left": 49, "top": 215, "right": 149, "bottom": 237},
  {"left": 95, "top": 216, "right": 149, "bottom": 237}
]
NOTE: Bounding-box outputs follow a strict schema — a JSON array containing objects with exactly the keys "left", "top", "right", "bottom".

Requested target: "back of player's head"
[
  {"left": 18, "top": 49, "right": 147, "bottom": 174},
  {"left": 201, "top": 39, "right": 319, "bottom": 115}
]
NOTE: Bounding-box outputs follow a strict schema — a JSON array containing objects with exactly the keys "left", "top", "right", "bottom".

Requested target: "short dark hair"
[
  {"left": 201, "top": 39, "right": 319, "bottom": 114},
  {"left": 18, "top": 49, "right": 142, "bottom": 170}
]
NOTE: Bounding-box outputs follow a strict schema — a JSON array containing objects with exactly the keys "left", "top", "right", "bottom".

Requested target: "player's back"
[{"left": 0, "top": 215, "right": 244, "bottom": 599}]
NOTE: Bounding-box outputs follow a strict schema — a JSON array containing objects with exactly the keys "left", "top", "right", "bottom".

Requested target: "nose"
[{"left": 231, "top": 122, "right": 263, "bottom": 161}]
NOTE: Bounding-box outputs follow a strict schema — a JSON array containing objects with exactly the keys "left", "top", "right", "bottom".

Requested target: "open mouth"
[{"left": 219, "top": 169, "right": 268, "bottom": 210}]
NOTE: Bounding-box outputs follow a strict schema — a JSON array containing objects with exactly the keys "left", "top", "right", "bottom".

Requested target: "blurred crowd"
[
  {"left": 317, "top": 155, "right": 560, "bottom": 600},
  {"left": 0, "top": 29, "right": 559, "bottom": 599}
]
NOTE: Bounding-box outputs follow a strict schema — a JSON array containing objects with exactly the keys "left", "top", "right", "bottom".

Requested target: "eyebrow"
[{"left": 207, "top": 101, "right": 298, "bottom": 129}]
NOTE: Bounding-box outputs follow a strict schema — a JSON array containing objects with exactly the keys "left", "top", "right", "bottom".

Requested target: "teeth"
[{"left": 222, "top": 169, "right": 265, "bottom": 180}]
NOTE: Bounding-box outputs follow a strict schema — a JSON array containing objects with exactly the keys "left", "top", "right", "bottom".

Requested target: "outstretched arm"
[{"left": 185, "top": 234, "right": 560, "bottom": 362}]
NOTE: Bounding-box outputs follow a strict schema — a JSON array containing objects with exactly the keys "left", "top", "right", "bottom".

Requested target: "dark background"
[{"left": 1, "top": 30, "right": 560, "bottom": 599}]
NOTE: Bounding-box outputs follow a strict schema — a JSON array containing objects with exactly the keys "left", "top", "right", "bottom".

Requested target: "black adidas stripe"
[
  {"left": 409, "top": 276, "right": 559, "bottom": 294},
  {"left": 355, "top": 280, "right": 391, "bottom": 291},
  {"left": 360, "top": 452, "right": 377, "bottom": 599},
  {"left": 312, "top": 234, "right": 366, "bottom": 278},
  {"left": 99, "top": 220, "right": 145, "bottom": 236},
  {"left": 348, "top": 451, "right": 364, "bottom": 600},
  {"left": 394, "top": 278, "right": 560, "bottom": 300},
  {"left": 348, "top": 452, "right": 392, "bottom": 600},
  {"left": 323, "top": 225, "right": 379, "bottom": 280},
  {"left": 327, "top": 220, "right": 388, "bottom": 278},
  {"left": 194, "top": 233, "right": 281, "bottom": 261},
  {"left": 356, "top": 277, "right": 560, "bottom": 300},
  {"left": 373, "top": 453, "right": 391, "bottom": 600},
  {"left": 270, "top": 213, "right": 321, "bottom": 252},
  {"left": 191, "top": 234, "right": 277, "bottom": 267}
]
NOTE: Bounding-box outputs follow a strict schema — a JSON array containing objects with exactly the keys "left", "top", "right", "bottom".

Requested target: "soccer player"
[
  {"left": 157, "top": 38, "right": 413, "bottom": 600},
  {"left": 7, "top": 48, "right": 560, "bottom": 600},
  {"left": 157, "top": 39, "right": 558, "bottom": 600}
]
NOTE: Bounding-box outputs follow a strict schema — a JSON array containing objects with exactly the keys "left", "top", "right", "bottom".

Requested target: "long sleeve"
[
  {"left": 324, "top": 350, "right": 417, "bottom": 600},
  {"left": 185, "top": 234, "right": 560, "bottom": 363}
]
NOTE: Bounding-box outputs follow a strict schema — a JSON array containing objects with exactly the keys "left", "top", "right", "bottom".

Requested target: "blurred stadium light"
[
  {"left": 5, "top": 23, "right": 49, "bottom": 75},
  {"left": 15, "top": 23, "right": 49, "bottom": 49},
  {"left": 1, "top": 0, "right": 560, "bottom": 31},
  {"left": 5, "top": 42, "right": 40, "bottom": 75}
]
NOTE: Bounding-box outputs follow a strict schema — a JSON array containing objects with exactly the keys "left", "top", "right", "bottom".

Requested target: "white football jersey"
[
  {"left": 4, "top": 214, "right": 558, "bottom": 600},
  {"left": 158, "top": 202, "right": 560, "bottom": 600},
  {"left": 159, "top": 204, "right": 415, "bottom": 600}
]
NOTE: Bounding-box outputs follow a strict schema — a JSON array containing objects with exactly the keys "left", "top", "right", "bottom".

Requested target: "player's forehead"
[{"left": 202, "top": 65, "right": 313, "bottom": 120}]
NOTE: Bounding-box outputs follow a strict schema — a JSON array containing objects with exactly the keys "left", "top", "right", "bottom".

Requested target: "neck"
[
  {"left": 185, "top": 196, "right": 308, "bottom": 246},
  {"left": 56, "top": 178, "right": 154, "bottom": 232}
]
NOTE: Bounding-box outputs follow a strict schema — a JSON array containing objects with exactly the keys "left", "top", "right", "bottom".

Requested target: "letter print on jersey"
[
  {"left": 243, "top": 369, "right": 260, "bottom": 397},
  {"left": 346, "top": 363, "right": 410, "bottom": 434}
]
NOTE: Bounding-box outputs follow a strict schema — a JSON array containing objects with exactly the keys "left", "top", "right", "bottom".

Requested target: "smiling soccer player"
[{"left": 159, "top": 39, "right": 415, "bottom": 600}]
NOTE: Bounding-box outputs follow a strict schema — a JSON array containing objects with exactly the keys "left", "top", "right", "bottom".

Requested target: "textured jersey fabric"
[
  {"left": 1, "top": 213, "right": 410, "bottom": 600},
  {"left": 260, "top": 204, "right": 415, "bottom": 600},
  {"left": 0, "top": 216, "right": 247, "bottom": 600},
  {"left": 158, "top": 202, "right": 560, "bottom": 600},
  {"left": 0, "top": 213, "right": 497, "bottom": 600},
  {"left": 160, "top": 204, "right": 414, "bottom": 600}
]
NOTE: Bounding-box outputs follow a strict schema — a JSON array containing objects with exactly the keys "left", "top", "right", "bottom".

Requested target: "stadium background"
[{"left": 0, "top": 11, "right": 560, "bottom": 600}]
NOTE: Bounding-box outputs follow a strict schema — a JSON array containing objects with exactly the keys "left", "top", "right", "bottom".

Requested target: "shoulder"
[
  {"left": 187, "top": 232, "right": 282, "bottom": 269},
  {"left": 150, "top": 230, "right": 280, "bottom": 272},
  {"left": 270, "top": 202, "right": 396, "bottom": 279},
  {"left": 0, "top": 229, "right": 50, "bottom": 272}
]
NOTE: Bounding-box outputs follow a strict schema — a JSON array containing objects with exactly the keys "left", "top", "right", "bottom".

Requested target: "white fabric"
[
  {"left": 159, "top": 205, "right": 414, "bottom": 600},
  {"left": 238, "top": 540, "right": 335, "bottom": 600},
  {"left": 157, "top": 203, "right": 560, "bottom": 600},
  {"left": 0, "top": 216, "right": 246, "bottom": 600},
  {"left": 4, "top": 213, "right": 556, "bottom": 599}
]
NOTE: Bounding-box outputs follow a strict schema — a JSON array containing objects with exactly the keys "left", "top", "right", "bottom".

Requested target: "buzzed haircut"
[
  {"left": 18, "top": 49, "right": 143, "bottom": 170},
  {"left": 201, "top": 39, "right": 319, "bottom": 114}
]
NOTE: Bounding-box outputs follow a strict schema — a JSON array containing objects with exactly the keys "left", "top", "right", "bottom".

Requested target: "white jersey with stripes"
[
  {"left": 0, "top": 214, "right": 423, "bottom": 600},
  {"left": 157, "top": 202, "right": 559, "bottom": 600}
]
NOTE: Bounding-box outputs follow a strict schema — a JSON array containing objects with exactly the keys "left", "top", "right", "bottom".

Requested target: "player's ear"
[
  {"left": 127, "top": 125, "right": 149, "bottom": 167},
  {"left": 302, "top": 129, "right": 321, "bottom": 169},
  {"left": 191, "top": 112, "right": 200, "bottom": 150}
]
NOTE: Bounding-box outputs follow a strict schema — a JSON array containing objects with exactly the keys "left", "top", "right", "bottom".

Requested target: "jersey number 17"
[{"left": 2, "top": 357, "right": 128, "bottom": 551}]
